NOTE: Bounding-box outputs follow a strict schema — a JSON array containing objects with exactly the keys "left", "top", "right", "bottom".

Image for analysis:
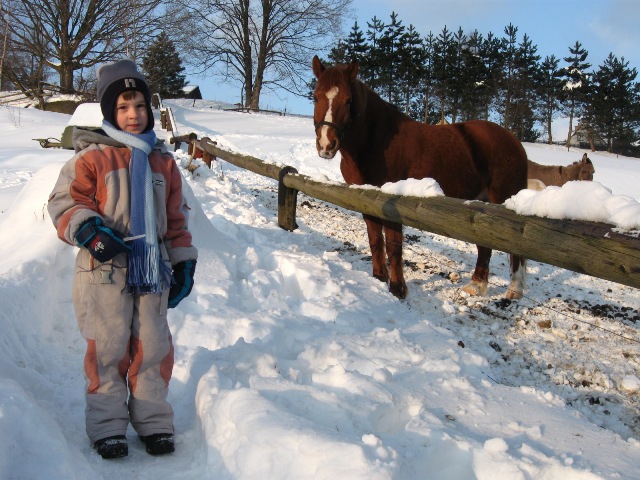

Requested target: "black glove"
[
  {"left": 75, "top": 217, "right": 131, "bottom": 263},
  {"left": 168, "top": 260, "right": 196, "bottom": 308}
]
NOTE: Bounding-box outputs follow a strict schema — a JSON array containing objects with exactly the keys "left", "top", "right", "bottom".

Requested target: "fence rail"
[{"left": 163, "top": 109, "right": 640, "bottom": 291}]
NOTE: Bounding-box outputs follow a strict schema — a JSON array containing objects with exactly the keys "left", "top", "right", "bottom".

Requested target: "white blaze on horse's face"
[{"left": 317, "top": 86, "right": 340, "bottom": 159}]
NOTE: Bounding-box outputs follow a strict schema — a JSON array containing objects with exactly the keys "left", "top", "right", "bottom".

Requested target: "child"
[{"left": 48, "top": 59, "right": 198, "bottom": 459}]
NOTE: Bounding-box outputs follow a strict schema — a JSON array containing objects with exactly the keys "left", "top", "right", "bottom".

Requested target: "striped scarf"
[{"left": 102, "top": 120, "right": 171, "bottom": 294}]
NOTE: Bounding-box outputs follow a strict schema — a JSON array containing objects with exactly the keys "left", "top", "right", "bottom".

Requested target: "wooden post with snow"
[{"left": 198, "top": 138, "right": 640, "bottom": 291}]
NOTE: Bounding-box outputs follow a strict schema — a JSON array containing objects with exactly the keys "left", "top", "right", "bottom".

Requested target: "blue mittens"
[
  {"left": 75, "top": 217, "right": 131, "bottom": 263},
  {"left": 168, "top": 260, "right": 196, "bottom": 308}
]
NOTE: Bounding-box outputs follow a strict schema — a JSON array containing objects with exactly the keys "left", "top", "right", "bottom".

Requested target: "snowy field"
[{"left": 0, "top": 99, "right": 639, "bottom": 479}]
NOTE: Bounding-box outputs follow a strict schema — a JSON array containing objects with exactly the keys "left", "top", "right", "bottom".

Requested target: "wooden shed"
[{"left": 182, "top": 85, "right": 202, "bottom": 100}]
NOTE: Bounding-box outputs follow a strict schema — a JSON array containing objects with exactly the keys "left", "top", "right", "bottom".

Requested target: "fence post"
[
  {"left": 278, "top": 166, "right": 299, "bottom": 231},
  {"left": 199, "top": 137, "right": 217, "bottom": 168}
]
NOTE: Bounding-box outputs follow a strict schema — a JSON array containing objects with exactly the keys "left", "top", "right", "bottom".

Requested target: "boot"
[
  {"left": 141, "top": 433, "right": 175, "bottom": 455},
  {"left": 94, "top": 435, "right": 128, "bottom": 459}
]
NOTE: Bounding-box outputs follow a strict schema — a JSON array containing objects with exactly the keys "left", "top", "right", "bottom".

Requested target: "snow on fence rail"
[{"left": 165, "top": 115, "right": 640, "bottom": 291}]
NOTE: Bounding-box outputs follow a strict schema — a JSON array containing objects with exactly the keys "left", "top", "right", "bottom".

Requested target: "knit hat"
[{"left": 96, "top": 59, "right": 154, "bottom": 132}]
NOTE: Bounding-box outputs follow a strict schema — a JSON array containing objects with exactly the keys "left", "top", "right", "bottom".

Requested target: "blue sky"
[{"left": 187, "top": 0, "right": 640, "bottom": 116}]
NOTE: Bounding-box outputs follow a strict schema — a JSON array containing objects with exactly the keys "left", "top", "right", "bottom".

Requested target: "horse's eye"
[
  {"left": 313, "top": 95, "right": 318, "bottom": 104},
  {"left": 346, "top": 98, "right": 352, "bottom": 105}
]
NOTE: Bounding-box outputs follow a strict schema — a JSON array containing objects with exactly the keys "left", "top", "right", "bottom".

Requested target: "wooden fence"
[{"left": 163, "top": 108, "right": 640, "bottom": 291}]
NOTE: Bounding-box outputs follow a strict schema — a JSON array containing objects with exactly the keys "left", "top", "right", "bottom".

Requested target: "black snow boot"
[
  {"left": 141, "top": 433, "right": 175, "bottom": 455},
  {"left": 94, "top": 435, "right": 128, "bottom": 459}
]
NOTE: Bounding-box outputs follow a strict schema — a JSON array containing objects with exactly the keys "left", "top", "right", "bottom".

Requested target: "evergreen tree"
[
  {"left": 364, "top": 16, "right": 386, "bottom": 89},
  {"left": 482, "top": 32, "right": 504, "bottom": 120},
  {"left": 512, "top": 33, "right": 541, "bottom": 141},
  {"left": 588, "top": 54, "right": 640, "bottom": 153},
  {"left": 458, "top": 30, "right": 491, "bottom": 121},
  {"left": 398, "top": 25, "right": 426, "bottom": 117},
  {"left": 447, "top": 27, "right": 469, "bottom": 123},
  {"left": 432, "top": 26, "right": 456, "bottom": 122},
  {"left": 345, "top": 22, "right": 368, "bottom": 64},
  {"left": 538, "top": 55, "right": 564, "bottom": 144},
  {"left": 328, "top": 39, "right": 349, "bottom": 64},
  {"left": 498, "top": 23, "right": 519, "bottom": 130},
  {"left": 377, "top": 12, "right": 406, "bottom": 104},
  {"left": 562, "top": 41, "right": 591, "bottom": 149},
  {"left": 142, "top": 31, "right": 186, "bottom": 99},
  {"left": 413, "top": 32, "right": 437, "bottom": 124},
  {"left": 328, "top": 21, "right": 367, "bottom": 66}
]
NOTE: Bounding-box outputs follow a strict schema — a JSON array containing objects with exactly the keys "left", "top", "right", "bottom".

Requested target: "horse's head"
[
  {"left": 579, "top": 153, "right": 595, "bottom": 180},
  {"left": 312, "top": 55, "right": 358, "bottom": 159}
]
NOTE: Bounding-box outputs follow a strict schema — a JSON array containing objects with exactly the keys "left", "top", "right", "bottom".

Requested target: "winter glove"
[
  {"left": 74, "top": 217, "right": 131, "bottom": 263},
  {"left": 168, "top": 260, "right": 196, "bottom": 308}
]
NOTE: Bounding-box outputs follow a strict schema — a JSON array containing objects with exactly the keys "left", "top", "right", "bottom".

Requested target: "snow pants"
[{"left": 72, "top": 247, "right": 174, "bottom": 444}]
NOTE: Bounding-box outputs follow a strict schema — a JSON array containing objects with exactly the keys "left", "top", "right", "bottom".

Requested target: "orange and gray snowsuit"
[{"left": 47, "top": 127, "right": 197, "bottom": 443}]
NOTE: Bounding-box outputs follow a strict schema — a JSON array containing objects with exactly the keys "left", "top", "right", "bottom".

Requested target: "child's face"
[{"left": 114, "top": 91, "right": 148, "bottom": 134}]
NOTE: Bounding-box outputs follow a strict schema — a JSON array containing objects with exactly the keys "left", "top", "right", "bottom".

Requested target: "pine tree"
[
  {"left": 398, "top": 24, "right": 426, "bottom": 117},
  {"left": 447, "top": 27, "right": 468, "bottom": 123},
  {"left": 562, "top": 41, "right": 591, "bottom": 149},
  {"left": 512, "top": 33, "right": 541, "bottom": 141},
  {"left": 142, "top": 31, "right": 187, "bottom": 99},
  {"left": 482, "top": 32, "right": 504, "bottom": 121},
  {"left": 588, "top": 54, "right": 639, "bottom": 153},
  {"left": 498, "top": 23, "right": 519, "bottom": 130},
  {"left": 458, "top": 30, "right": 491, "bottom": 121},
  {"left": 364, "top": 16, "right": 386, "bottom": 90},
  {"left": 345, "top": 22, "right": 368, "bottom": 64},
  {"left": 377, "top": 12, "right": 405, "bottom": 104},
  {"left": 432, "top": 26, "right": 456, "bottom": 122},
  {"left": 412, "top": 32, "right": 437, "bottom": 124},
  {"left": 538, "top": 55, "right": 564, "bottom": 144}
]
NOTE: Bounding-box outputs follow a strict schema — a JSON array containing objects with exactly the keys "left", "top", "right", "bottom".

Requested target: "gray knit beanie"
[{"left": 96, "top": 59, "right": 154, "bottom": 132}]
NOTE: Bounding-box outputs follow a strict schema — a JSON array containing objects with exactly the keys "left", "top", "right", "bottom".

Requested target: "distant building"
[
  {"left": 182, "top": 85, "right": 202, "bottom": 100},
  {"left": 569, "top": 122, "right": 606, "bottom": 149}
]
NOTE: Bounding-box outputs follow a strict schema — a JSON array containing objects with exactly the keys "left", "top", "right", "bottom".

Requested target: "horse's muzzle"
[{"left": 316, "top": 137, "right": 339, "bottom": 159}]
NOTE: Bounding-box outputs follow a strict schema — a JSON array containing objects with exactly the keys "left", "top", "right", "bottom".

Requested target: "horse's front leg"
[
  {"left": 363, "top": 214, "right": 388, "bottom": 284},
  {"left": 462, "top": 245, "right": 491, "bottom": 296},
  {"left": 383, "top": 221, "right": 407, "bottom": 299}
]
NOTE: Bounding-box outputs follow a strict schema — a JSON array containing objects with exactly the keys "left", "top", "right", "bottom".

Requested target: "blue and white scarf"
[{"left": 102, "top": 120, "right": 171, "bottom": 294}]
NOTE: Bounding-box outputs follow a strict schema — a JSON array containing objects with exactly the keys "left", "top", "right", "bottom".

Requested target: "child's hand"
[
  {"left": 168, "top": 260, "right": 196, "bottom": 308},
  {"left": 75, "top": 217, "right": 132, "bottom": 263}
]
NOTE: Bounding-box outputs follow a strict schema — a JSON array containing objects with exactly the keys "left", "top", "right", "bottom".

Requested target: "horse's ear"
[
  {"left": 582, "top": 153, "right": 588, "bottom": 163},
  {"left": 348, "top": 61, "right": 359, "bottom": 80},
  {"left": 312, "top": 55, "right": 325, "bottom": 79}
]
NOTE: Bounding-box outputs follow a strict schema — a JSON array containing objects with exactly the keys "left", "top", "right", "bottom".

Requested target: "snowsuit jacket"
[
  {"left": 48, "top": 127, "right": 197, "bottom": 266},
  {"left": 47, "top": 127, "right": 197, "bottom": 443}
]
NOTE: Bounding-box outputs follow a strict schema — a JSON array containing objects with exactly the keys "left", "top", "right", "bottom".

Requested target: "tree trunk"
[
  {"left": 240, "top": 0, "right": 252, "bottom": 108},
  {"left": 59, "top": 62, "right": 75, "bottom": 93},
  {"left": 565, "top": 98, "right": 575, "bottom": 151},
  {"left": 249, "top": 0, "right": 271, "bottom": 110}
]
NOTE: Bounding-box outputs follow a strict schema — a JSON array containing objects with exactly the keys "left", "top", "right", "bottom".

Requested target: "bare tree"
[
  {"left": 166, "top": 0, "right": 351, "bottom": 110},
  {"left": 0, "top": 0, "right": 10, "bottom": 90},
  {"left": 9, "top": 0, "right": 162, "bottom": 94}
]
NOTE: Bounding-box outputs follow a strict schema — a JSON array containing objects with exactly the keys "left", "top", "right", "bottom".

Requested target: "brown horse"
[
  {"left": 312, "top": 56, "right": 528, "bottom": 300},
  {"left": 527, "top": 153, "right": 595, "bottom": 187}
]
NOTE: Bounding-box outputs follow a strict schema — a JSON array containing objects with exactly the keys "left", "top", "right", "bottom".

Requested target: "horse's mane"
[{"left": 350, "top": 76, "right": 409, "bottom": 123}]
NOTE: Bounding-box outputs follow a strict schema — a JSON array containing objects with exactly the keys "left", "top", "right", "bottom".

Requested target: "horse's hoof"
[
  {"left": 389, "top": 282, "right": 408, "bottom": 299},
  {"left": 505, "top": 288, "right": 523, "bottom": 300},
  {"left": 461, "top": 280, "right": 488, "bottom": 297},
  {"left": 373, "top": 273, "right": 389, "bottom": 284}
]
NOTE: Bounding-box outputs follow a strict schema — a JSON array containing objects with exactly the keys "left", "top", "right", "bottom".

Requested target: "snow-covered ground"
[{"left": 0, "top": 99, "right": 638, "bottom": 479}]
